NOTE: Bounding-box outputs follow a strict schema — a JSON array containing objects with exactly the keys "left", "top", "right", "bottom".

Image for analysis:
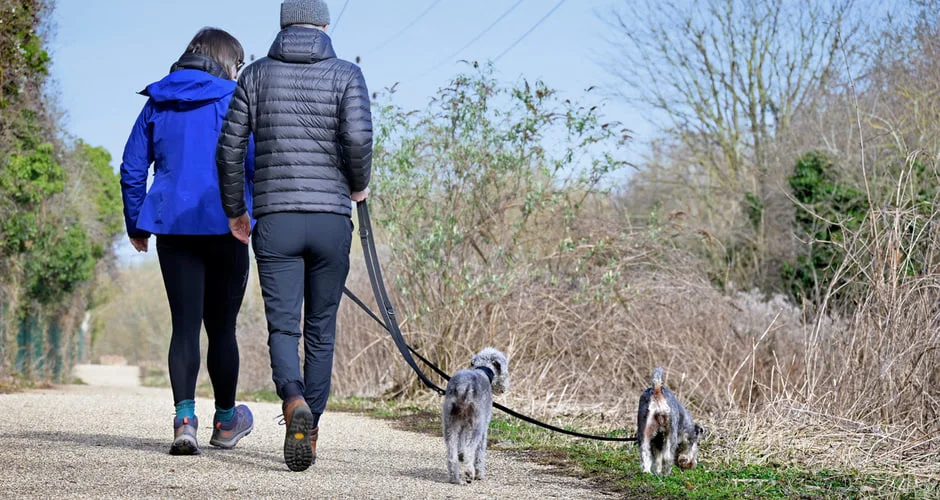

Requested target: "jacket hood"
[
  {"left": 140, "top": 53, "right": 235, "bottom": 106},
  {"left": 268, "top": 26, "right": 336, "bottom": 63}
]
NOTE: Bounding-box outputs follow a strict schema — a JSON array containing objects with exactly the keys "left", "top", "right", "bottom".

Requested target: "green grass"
[
  {"left": 323, "top": 396, "right": 933, "bottom": 499},
  {"left": 0, "top": 374, "right": 52, "bottom": 393},
  {"left": 191, "top": 387, "right": 283, "bottom": 403},
  {"left": 236, "top": 388, "right": 281, "bottom": 403},
  {"left": 140, "top": 366, "right": 170, "bottom": 388},
  {"left": 559, "top": 443, "right": 880, "bottom": 499}
]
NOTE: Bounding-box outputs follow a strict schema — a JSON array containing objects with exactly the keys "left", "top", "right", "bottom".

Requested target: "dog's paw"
[{"left": 462, "top": 470, "right": 474, "bottom": 484}]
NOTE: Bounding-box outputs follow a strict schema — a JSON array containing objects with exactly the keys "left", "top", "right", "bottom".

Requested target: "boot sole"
[
  {"left": 284, "top": 405, "right": 314, "bottom": 472},
  {"left": 169, "top": 435, "right": 200, "bottom": 456},
  {"left": 209, "top": 425, "right": 254, "bottom": 449}
]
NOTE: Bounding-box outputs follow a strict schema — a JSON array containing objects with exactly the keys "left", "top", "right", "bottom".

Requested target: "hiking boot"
[
  {"left": 170, "top": 415, "right": 200, "bottom": 455},
  {"left": 209, "top": 405, "right": 254, "bottom": 449},
  {"left": 281, "top": 396, "right": 315, "bottom": 472}
]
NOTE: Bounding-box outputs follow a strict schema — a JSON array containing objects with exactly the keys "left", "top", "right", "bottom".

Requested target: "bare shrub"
[
  {"left": 606, "top": 0, "right": 867, "bottom": 290},
  {"left": 89, "top": 262, "right": 170, "bottom": 365}
]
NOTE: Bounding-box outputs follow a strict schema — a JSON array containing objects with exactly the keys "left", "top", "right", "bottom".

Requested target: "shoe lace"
[{"left": 274, "top": 414, "right": 286, "bottom": 426}]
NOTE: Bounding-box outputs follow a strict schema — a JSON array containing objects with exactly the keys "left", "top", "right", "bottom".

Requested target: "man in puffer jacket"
[{"left": 216, "top": 0, "right": 372, "bottom": 473}]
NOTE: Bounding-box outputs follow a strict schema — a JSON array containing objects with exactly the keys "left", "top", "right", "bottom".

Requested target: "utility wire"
[
  {"left": 416, "top": 0, "right": 525, "bottom": 79},
  {"left": 366, "top": 0, "right": 446, "bottom": 55},
  {"left": 493, "top": 0, "right": 567, "bottom": 62},
  {"left": 432, "top": 0, "right": 525, "bottom": 64},
  {"left": 330, "top": 0, "right": 352, "bottom": 35}
]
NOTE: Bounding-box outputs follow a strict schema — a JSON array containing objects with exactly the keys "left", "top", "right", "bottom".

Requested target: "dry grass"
[
  {"left": 333, "top": 200, "right": 939, "bottom": 485},
  {"left": 706, "top": 406, "right": 940, "bottom": 486}
]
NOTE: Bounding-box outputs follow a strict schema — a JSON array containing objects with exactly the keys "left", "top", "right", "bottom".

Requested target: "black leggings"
[{"left": 156, "top": 234, "right": 249, "bottom": 409}]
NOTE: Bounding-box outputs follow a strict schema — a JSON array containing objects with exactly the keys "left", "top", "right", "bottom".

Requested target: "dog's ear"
[{"left": 492, "top": 360, "right": 501, "bottom": 373}]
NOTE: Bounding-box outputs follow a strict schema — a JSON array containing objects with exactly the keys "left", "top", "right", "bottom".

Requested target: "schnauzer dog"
[
  {"left": 442, "top": 347, "right": 510, "bottom": 485},
  {"left": 636, "top": 366, "right": 704, "bottom": 475}
]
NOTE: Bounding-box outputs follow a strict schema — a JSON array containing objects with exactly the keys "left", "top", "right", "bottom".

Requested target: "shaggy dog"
[
  {"left": 442, "top": 347, "right": 510, "bottom": 484},
  {"left": 636, "top": 366, "right": 704, "bottom": 475}
]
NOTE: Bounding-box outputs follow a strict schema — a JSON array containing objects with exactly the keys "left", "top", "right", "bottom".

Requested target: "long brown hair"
[{"left": 183, "top": 28, "right": 244, "bottom": 78}]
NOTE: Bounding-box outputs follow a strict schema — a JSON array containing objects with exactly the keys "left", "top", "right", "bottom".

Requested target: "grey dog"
[
  {"left": 636, "top": 366, "right": 704, "bottom": 475},
  {"left": 442, "top": 347, "right": 510, "bottom": 485}
]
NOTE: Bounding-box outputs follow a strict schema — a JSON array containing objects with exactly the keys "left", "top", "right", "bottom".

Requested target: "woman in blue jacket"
[{"left": 120, "top": 28, "right": 255, "bottom": 456}]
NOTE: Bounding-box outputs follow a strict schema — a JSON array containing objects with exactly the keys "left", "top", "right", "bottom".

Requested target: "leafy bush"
[
  {"left": 371, "top": 64, "right": 629, "bottom": 383},
  {"left": 782, "top": 151, "right": 866, "bottom": 304},
  {"left": 24, "top": 224, "right": 97, "bottom": 305},
  {"left": 0, "top": 142, "right": 63, "bottom": 204},
  {"left": 0, "top": 1, "right": 122, "bottom": 380},
  {"left": 74, "top": 141, "right": 123, "bottom": 237}
]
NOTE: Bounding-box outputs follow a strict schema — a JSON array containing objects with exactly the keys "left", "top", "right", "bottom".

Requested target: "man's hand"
[
  {"left": 229, "top": 213, "right": 251, "bottom": 244},
  {"left": 129, "top": 237, "right": 149, "bottom": 253},
  {"left": 351, "top": 187, "right": 370, "bottom": 203}
]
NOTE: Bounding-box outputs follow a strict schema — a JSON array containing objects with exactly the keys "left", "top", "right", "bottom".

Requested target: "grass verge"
[
  {"left": 320, "top": 396, "right": 935, "bottom": 499},
  {"left": 0, "top": 375, "right": 53, "bottom": 394}
]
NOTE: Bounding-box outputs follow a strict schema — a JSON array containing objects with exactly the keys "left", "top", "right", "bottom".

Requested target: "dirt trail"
[{"left": 0, "top": 384, "right": 611, "bottom": 498}]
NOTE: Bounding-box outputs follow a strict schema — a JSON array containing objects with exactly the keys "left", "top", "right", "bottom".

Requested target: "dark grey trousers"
[{"left": 252, "top": 212, "right": 352, "bottom": 418}]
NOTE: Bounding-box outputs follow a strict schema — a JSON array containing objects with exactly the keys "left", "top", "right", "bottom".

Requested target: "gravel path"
[{"left": 0, "top": 385, "right": 611, "bottom": 498}]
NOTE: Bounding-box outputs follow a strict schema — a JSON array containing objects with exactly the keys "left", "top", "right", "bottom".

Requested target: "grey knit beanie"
[{"left": 280, "top": 0, "right": 331, "bottom": 28}]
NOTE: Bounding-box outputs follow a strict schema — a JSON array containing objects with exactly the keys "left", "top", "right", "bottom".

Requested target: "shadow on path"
[
  {"left": 403, "top": 467, "right": 452, "bottom": 485},
  {"left": 0, "top": 431, "right": 287, "bottom": 472}
]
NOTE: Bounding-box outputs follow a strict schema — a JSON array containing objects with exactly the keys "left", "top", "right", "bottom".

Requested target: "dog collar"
[{"left": 475, "top": 366, "right": 495, "bottom": 383}]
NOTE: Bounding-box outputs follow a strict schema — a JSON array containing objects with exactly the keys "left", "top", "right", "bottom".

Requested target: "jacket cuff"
[
  {"left": 127, "top": 229, "right": 151, "bottom": 239},
  {"left": 224, "top": 206, "right": 247, "bottom": 219}
]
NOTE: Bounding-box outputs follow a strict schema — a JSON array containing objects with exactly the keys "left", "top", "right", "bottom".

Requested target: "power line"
[
  {"left": 366, "top": 0, "right": 445, "bottom": 55},
  {"left": 416, "top": 0, "right": 525, "bottom": 79},
  {"left": 330, "top": 0, "right": 352, "bottom": 35},
  {"left": 493, "top": 0, "right": 567, "bottom": 62}
]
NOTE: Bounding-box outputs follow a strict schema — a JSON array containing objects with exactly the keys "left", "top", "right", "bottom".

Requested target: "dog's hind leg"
[
  {"left": 652, "top": 444, "right": 665, "bottom": 475},
  {"left": 473, "top": 425, "right": 488, "bottom": 480},
  {"left": 639, "top": 438, "right": 654, "bottom": 474},
  {"left": 444, "top": 423, "right": 462, "bottom": 484},
  {"left": 660, "top": 443, "right": 674, "bottom": 476},
  {"left": 457, "top": 429, "right": 475, "bottom": 484}
]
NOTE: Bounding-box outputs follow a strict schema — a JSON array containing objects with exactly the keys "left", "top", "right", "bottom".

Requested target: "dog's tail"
[
  {"left": 650, "top": 366, "right": 665, "bottom": 396},
  {"left": 452, "top": 383, "right": 474, "bottom": 410}
]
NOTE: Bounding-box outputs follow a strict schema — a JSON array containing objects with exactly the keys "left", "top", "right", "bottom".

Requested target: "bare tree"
[{"left": 607, "top": 0, "right": 866, "bottom": 287}]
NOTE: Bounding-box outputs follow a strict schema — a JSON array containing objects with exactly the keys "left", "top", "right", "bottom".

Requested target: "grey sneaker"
[
  {"left": 170, "top": 416, "right": 200, "bottom": 455},
  {"left": 209, "top": 405, "right": 254, "bottom": 449}
]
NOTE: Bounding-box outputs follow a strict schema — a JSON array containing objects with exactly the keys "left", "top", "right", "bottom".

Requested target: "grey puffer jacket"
[{"left": 217, "top": 26, "right": 372, "bottom": 219}]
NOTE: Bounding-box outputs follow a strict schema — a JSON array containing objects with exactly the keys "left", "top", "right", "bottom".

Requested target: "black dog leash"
[
  {"left": 346, "top": 200, "right": 636, "bottom": 443},
  {"left": 354, "top": 200, "right": 445, "bottom": 396}
]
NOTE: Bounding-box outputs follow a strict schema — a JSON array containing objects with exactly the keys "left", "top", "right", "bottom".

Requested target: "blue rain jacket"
[{"left": 120, "top": 68, "right": 255, "bottom": 237}]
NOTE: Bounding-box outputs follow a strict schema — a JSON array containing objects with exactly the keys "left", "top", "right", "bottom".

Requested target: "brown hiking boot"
[{"left": 282, "top": 396, "right": 315, "bottom": 472}]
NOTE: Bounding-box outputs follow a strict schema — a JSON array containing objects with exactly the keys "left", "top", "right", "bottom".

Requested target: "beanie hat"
[{"left": 281, "top": 0, "right": 331, "bottom": 28}]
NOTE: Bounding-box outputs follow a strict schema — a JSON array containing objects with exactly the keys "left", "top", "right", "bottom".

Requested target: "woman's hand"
[
  {"left": 351, "top": 188, "right": 370, "bottom": 203},
  {"left": 129, "top": 237, "right": 149, "bottom": 253},
  {"left": 229, "top": 213, "right": 251, "bottom": 244}
]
